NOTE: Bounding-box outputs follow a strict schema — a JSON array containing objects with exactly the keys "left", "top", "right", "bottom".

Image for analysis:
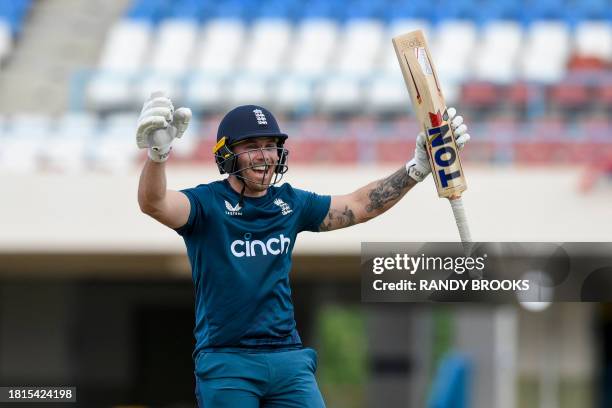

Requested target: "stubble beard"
[{"left": 238, "top": 162, "right": 275, "bottom": 193}]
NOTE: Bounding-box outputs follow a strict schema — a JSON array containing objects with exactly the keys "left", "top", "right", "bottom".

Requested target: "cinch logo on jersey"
[
  {"left": 274, "top": 198, "right": 293, "bottom": 215},
  {"left": 427, "top": 109, "right": 462, "bottom": 188},
  {"left": 253, "top": 109, "right": 267, "bottom": 125},
  {"left": 225, "top": 200, "right": 242, "bottom": 216},
  {"left": 230, "top": 233, "right": 291, "bottom": 258}
]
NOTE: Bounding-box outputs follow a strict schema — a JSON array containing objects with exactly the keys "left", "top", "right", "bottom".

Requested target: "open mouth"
[
  {"left": 250, "top": 165, "right": 269, "bottom": 177},
  {"left": 252, "top": 164, "right": 267, "bottom": 170}
]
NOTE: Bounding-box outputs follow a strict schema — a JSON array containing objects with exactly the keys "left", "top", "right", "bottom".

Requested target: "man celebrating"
[{"left": 136, "top": 92, "right": 470, "bottom": 407}]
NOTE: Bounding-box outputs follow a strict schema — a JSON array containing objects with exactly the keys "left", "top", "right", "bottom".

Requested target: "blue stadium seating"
[
  {"left": 298, "top": 0, "right": 343, "bottom": 20},
  {"left": 474, "top": 0, "right": 522, "bottom": 23},
  {"left": 0, "top": 0, "right": 32, "bottom": 34},
  {"left": 122, "top": 0, "right": 612, "bottom": 25},
  {"left": 166, "top": 0, "right": 205, "bottom": 22},
  {"left": 254, "top": 0, "right": 296, "bottom": 19},
  {"left": 382, "top": 0, "right": 434, "bottom": 21},
  {"left": 212, "top": 0, "right": 248, "bottom": 19},
  {"left": 81, "top": 0, "right": 612, "bottom": 122},
  {"left": 571, "top": 0, "right": 611, "bottom": 21},
  {"left": 126, "top": 0, "right": 169, "bottom": 23},
  {"left": 342, "top": 0, "right": 384, "bottom": 21}
]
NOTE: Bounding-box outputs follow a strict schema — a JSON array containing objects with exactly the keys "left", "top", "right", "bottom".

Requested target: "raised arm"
[
  {"left": 319, "top": 107, "right": 470, "bottom": 232},
  {"left": 136, "top": 91, "right": 192, "bottom": 229},
  {"left": 138, "top": 160, "right": 190, "bottom": 229}
]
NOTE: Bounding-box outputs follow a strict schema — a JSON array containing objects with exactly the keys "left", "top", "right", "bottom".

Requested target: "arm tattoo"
[
  {"left": 319, "top": 205, "right": 356, "bottom": 232},
  {"left": 366, "top": 167, "right": 415, "bottom": 213}
]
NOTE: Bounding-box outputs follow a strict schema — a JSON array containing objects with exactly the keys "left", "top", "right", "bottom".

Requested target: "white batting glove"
[
  {"left": 136, "top": 91, "right": 192, "bottom": 163},
  {"left": 406, "top": 107, "right": 470, "bottom": 182}
]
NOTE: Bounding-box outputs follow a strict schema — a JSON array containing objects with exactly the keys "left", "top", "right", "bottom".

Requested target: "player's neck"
[{"left": 227, "top": 176, "right": 268, "bottom": 198}]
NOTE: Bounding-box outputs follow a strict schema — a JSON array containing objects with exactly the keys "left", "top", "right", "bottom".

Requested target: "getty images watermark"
[{"left": 361, "top": 242, "right": 612, "bottom": 303}]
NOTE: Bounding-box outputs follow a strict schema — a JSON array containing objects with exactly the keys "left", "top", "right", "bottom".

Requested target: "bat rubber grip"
[{"left": 449, "top": 197, "right": 473, "bottom": 254}]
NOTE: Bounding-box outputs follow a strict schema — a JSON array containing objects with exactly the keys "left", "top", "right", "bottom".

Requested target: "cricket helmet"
[{"left": 213, "top": 105, "right": 289, "bottom": 178}]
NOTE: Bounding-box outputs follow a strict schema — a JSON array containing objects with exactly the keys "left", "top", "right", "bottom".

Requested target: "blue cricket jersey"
[{"left": 175, "top": 179, "right": 331, "bottom": 357}]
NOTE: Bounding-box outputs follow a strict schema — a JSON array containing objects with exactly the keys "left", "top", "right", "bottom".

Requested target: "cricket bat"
[{"left": 392, "top": 30, "right": 472, "bottom": 243}]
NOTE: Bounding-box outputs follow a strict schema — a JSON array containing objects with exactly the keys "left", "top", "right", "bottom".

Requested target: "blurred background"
[{"left": 0, "top": 0, "right": 611, "bottom": 407}]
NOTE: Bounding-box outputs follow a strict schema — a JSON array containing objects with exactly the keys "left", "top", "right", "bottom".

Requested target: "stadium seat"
[
  {"left": 184, "top": 73, "right": 226, "bottom": 113},
  {"left": 44, "top": 113, "right": 98, "bottom": 172},
  {"left": 374, "top": 117, "right": 419, "bottom": 163},
  {"left": 272, "top": 75, "right": 316, "bottom": 114},
  {"left": 520, "top": 21, "right": 570, "bottom": 83},
  {"left": 288, "top": 19, "right": 339, "bottom": 78},
  {"left": 76, "top": 0, "right": 612, "bottom": 126},
  {"left": 334, "top": 19, "right": 384, "bottom": 77},
  {"left": 529, "top": 116, "right": 567, "bottom": 140},
  {"left": 285, "top": 117, "right": 330, "bottom": 162},
  {"left": 317, "top": 75, "right": 364, "bottom": 114},
  {"left": 382, "top": 0, "right": 433, "bottom": 21},
  {"left": 134, "top": 72, "right": 182, "bottom": 108},
  {"left": 88, "top": 19, "right": 152, "bottom": 110},
  {"left": 439, "top": 0, "right": 477, "bottom": 20},
  {"left": 365, "top": 74, "right": 411, "bottom": 115},
  {"left": 254, "top": 0, "right": 296, "bottom": 19},
  {"left": 387, "top": 18, "right": 431, "bottom": 39},
  {"left": 548, "top": 81, "right": 591, "bottom": 113},
  {"left": 167, "top": 0, "right": 206, "bottom": 21},
  {"left": 595, "top": 82, "right": 612, "bottom": 112},
  {"left": 506, "top": 82, "right": 545, "bottom": 117},
  {"left": 149, "top": 19, "right": 198, "bottom": 76},
  {"left": 515, "top": 116, "right": 569, "bottom": 163},
  {"left": 93, "top": 113, "right": 139, "bottom": 172},
  {"left": 2, "top": 114, "right": 50, "bottom": 173},
  {"left": 460, "top": 82, "right": 502, "bottom": 112},
  {"left": 473, "top": 0, "right": 521, "bottom": 23},
  {"left": 212, "top": 0, "right": 248, "bottom": 19},
  {"left": 126, "top": 0, "right": 167, "bottom": 23},
  {"left": 227, "top": 74, "right": 271, "bottom": 107},
  {"left": 345, "top": 116, "right": 377, "bottom": 138},
  {"left": 195, "top": 18, "right": 245, "bottom": 75},
  {"left": 432, "top": 20, "right": 477, "bottom": 88},
  {"left": 433, "top": 20, "right": 477, "bottom": 56},
  {"left": 86, "top": 72, "right": 134, "bottom": 112},
  {"left": 571, "top": 0, "right": 610, "bottom": 21},
  {"left": 484, "top": 117, "right": 521, "bottom": 142},
  {"left": 242, "top": 18, "right": 292, "bottom": 76},
  {"left": 342, "top": 0, "right": 384, "bottom": 20},
  {"left": 99, "top": 20, "right": 152, "bottom": 73},
  {"left": 473, "top": 21, "right": 522, "bottom": 83},
  {"left": 580, "top": 117, "right": 612, "bottom": 142},
  {"left": 525, "top": 0, "right": 566, "bottom": 21},
  {"left": 298, "top": 0, "right": 342, "bottom": 20},
  {"left": 567, "top": 55, "right": 607, "bottom": 72},
  {"left": 574, "top": 21, "right": 612, "bottom": 62}
]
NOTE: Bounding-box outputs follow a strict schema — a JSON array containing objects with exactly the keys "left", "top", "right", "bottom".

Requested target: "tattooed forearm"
[
  {"left": 365, "top": 167, "right": 416, "bottom": 213},
  {"left": 319, "top": 205, "right": 356, "bottom": 232},
  {"left": 318, "top": 166, "right": 416, "bottom": 232}
]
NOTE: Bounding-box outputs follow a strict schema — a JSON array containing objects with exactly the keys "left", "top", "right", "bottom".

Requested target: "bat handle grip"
[{"left": 449, "top": 196, "right": 473, "bottom": 253}]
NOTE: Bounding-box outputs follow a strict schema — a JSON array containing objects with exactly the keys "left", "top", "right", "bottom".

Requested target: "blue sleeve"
[
  {"left": 174, "top": 185, "right": 210, "bottom": 236},
  {"left": 294, "top": 188, "right": 331, "bottom": 233}
]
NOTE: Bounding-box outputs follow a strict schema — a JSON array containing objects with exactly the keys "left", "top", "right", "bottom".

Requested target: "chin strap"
[{"left": 238, "top": 180, "right": 247, "bottom": 207}]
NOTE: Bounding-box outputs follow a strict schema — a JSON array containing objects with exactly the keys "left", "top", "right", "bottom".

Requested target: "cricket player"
[{"left": 136, "top": 93, "right": 470, "bottom": 407}]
